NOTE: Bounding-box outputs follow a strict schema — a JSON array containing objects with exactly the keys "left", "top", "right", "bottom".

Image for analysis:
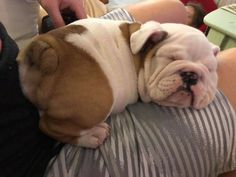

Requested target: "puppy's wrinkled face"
[
  {"left": 146, "top": 24, "right": 219, "bottom": 109},
  {"left": 131, "top": 22, "right": 219, "bottom": 109}
]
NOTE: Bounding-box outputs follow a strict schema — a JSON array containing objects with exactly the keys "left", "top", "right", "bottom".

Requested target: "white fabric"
[{"left": 0, "top": 0, "right": 39, "bottom": 49}]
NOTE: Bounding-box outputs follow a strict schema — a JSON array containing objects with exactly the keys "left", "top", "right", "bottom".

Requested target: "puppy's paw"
[{"left": 76, "top": 122, "right": 110, "bottom": 148}]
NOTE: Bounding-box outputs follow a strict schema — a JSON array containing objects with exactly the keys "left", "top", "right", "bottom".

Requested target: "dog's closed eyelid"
[
  {"left": 169, "top": 51, "right": 187, "bottom": 61},
  {"left": 169, "top": 54, "right": 182, "bottom": 61},
  {"left": 169, "top": 56, "right": 178, "bottom": 60},
  {"left": 157, "top": 53, "right": 177, "bottom": 61},
  {"left": 164, "top": 54, "right": 174, "bottom": 60}
]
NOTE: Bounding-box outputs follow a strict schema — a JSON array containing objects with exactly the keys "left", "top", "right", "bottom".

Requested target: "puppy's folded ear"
[
  {"left": 210, "top": 42, "right": 220, "bottom": 56},
  {"left": 128, "top": 22, "right": 142, "bottom": 34},
  {"left": 18, "top": 37, "right": 59, "bottom": 109},
  {"left": 23, "top": 39, "right": 59, "bottom": 75},
  {"left": 130, "top": 21, "right": 168, "bottom": 54}
]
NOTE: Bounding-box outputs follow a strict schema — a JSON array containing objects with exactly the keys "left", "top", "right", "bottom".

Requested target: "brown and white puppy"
[{"left": 18, "top": 18, "right": 218, "bottom": 148}]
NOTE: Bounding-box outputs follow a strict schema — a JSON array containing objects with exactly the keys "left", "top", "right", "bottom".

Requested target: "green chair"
[{"left": 204, "top": 4, "right": 236, "bottom": 50}]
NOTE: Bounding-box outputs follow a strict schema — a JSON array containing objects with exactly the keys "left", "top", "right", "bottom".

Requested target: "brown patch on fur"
[
  {"left": 48, "top": 24, "right": 87, "bottom": 39},
  {"left": 119, "top": 22, "right": 143, "bottom": 75},
  {"left": 19, "top": 25, "right": 114, "bottom": 142}
]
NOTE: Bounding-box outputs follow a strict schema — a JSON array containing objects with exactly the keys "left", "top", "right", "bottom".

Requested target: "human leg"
[{"left": 124, "top": 0, "right": 187, "bottom": 24}]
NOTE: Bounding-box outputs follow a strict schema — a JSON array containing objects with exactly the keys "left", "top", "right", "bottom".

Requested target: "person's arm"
[
  {"left": 217, "top": 48, "right": 236, "bottom": 177},
  {"left": 38, "top": 0, "right": 87, "bottom": 27},
  {"left": 217, "top": 48, "right": 236, "bottom": 111},
  {"left": 124, "top": 0, "right": 187, "bottom": 24}
]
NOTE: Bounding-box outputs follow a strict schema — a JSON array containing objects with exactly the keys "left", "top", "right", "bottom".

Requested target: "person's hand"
[{"left": 39, "top": 0, "right": 87, "bottom": 28}]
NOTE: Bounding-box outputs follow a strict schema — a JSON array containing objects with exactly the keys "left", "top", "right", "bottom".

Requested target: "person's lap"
[{"left": 45, "top": 90, "right": 236, "bottom": 177}]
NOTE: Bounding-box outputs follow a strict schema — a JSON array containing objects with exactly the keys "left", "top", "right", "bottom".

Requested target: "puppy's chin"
[
  {"left": 154, "top": 83, "right": 216, "bottom": 109},
  {"left": 155, "top": 90, "right": 192, "bottom": 108}
]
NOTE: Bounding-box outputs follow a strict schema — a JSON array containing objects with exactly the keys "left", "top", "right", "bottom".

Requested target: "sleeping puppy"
[
  {"left": 18, "top": 18, "right": 219, "bottom": 148},
  {"left": 134, "top": 22, "right": 220, "bottom": 109}
]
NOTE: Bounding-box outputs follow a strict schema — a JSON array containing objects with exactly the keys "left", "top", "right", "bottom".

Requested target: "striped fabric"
[
  {"left": 45, "top": 91, "right": 236, "bottom": 177},
  {"left": 44, "top": 9, "right": 236, "bottom": 177},
  {"left": 99, "top": 8, "right": 136, "bottom": 21}
]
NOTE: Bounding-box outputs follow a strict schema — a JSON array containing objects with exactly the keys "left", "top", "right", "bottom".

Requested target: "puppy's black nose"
[{"left": 180, "top": 72, "right": 198, "bottom": 87}]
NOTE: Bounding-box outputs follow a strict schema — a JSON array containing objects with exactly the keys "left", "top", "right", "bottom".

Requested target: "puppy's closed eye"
[{"left": 168, "top": 55, "right": 179, "bottom": 61}]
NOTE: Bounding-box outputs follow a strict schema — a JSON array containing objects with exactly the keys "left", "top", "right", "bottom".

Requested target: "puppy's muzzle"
[{"left": 180, "top": 71, "right": 198, "bottom": 91}]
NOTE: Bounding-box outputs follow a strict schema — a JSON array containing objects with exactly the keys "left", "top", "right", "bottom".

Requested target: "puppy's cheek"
[
  {"left": 148, "top": 74, "right": 183, "bottom": 101},
  {"left": 191, "top": 83, "right": 214, "bottom": 109}
]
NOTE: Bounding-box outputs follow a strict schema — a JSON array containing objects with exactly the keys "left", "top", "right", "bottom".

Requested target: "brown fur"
[
  {"left": 19, "top": 25, "right": 114, "bottom": 143},
  {"left": 119, "top": 22, "right": 143, "bottom": 74}
]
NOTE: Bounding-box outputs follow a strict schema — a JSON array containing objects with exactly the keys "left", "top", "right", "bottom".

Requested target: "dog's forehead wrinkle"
[{"left": 156, "top": 45, "right": 188, "bottom": 61}]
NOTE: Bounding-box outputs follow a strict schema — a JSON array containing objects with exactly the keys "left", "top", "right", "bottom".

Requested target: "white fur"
[{"left": 66, "top": 19, "right": 139, "bottom": 113}]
